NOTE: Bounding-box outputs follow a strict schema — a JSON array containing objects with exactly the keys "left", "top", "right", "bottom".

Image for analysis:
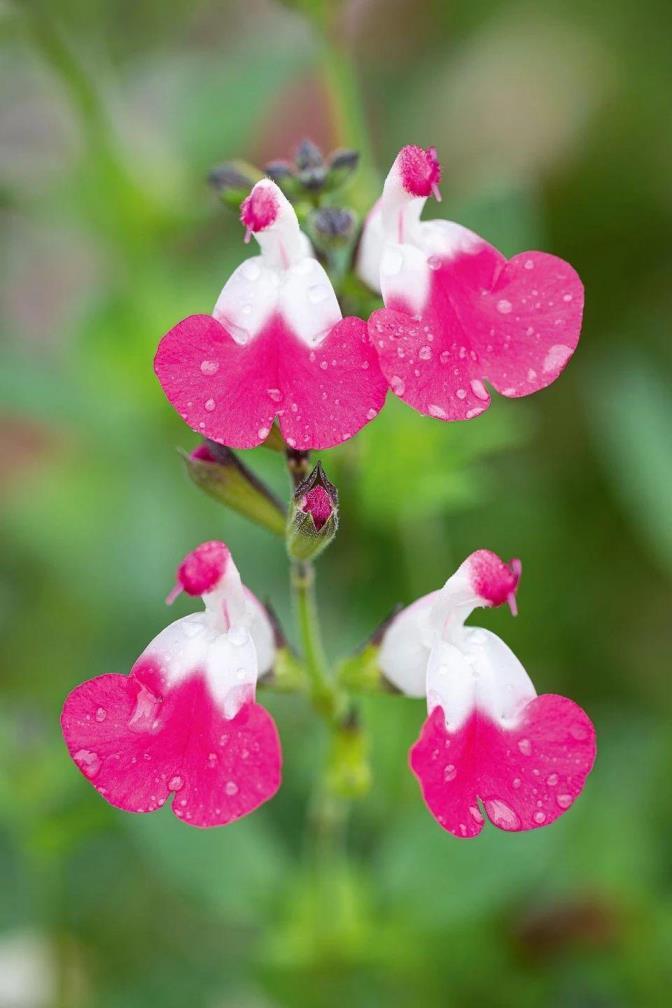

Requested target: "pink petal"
[
  {"left": 61, "top": 659, "right": 281, "bottom": 828},
  {"left": 370, "top": 247, "right": 583, "bottom": 420},
  {"left": 409, "top": 695, "right": 595, "bottom": 838},
  {"left": 154, "top": 314, "right": 386, "bottom": 450}
]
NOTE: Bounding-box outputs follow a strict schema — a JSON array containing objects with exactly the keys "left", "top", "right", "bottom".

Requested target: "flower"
[
  {"left": 378, "top": 549, "right": 596, "bottom": 837},
  {"left": 359, "top": 145, "right": 583, "bottom": 421},
  {"left": 155, "top": 179, "right": 387, "bottom": 450},
  {"left": 61, "top": 541, "right": 281, "bottom": 828}
]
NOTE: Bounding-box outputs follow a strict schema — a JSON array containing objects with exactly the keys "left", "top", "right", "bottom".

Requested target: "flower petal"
[
  {"left": 370, "top": 239, "right": 582, "bottom": 420},
  {"left": 410, "top": 695, "right": 595, "bottom": 838},
  {"left": 155, "top": 313, "right": 387, "bottom": 450},
  {"left": 61, "top": 659, "right": 281, "bottom": 828}
]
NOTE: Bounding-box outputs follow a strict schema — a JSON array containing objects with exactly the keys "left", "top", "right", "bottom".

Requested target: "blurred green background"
[{"left": 2, "top": 1, "right": 672, "bottom": 1005}]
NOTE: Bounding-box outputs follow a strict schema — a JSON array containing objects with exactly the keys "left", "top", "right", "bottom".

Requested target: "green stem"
[{"left": 291, "top": 559, "right": 337, "bottom": 717}]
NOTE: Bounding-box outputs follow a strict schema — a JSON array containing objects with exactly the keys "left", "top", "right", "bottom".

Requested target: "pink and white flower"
[
  {"left": 359, "top": 145, "right": 583, "bottom": 421},
  {"left": 378, "top": 549, "right": 596, "bottom": 837},
  {"left": 155, "top": 179, "right": 387, "bottom": 450},
  {"left": 61, "top": 541, "right": 281, "bottom": 828}
]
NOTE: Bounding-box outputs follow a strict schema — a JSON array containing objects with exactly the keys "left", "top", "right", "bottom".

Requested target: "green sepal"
[{"left": 181, "top": 443, "right": 286, "bottom": 536}]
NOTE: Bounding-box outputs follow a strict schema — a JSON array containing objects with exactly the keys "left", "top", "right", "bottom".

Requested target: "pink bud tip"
[
  {"left": 431, "top": 182, "right": 442, "bottom": 202},
  {"left": 468, "top": 549, "right": 521, "bottom": 609},
  {"left": 398, "top": 145, "right": 442, "bottom": 198},
  {"left": 176, "top": 540, "right": 231, "bottom": 597},
  {"left": 240, "top": 183, "right": 279, "bottom": 235},
  {"left": 302, "top": 485, "right": 333, "bottom": 531}
]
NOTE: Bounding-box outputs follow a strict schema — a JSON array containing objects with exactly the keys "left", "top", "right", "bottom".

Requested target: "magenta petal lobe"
[
  {"left": 62, "top": 663, "right": 281, "bottom": 828},
  {"left": 155, "top": 313, "right": 386, "bottom": 450},
  {"left": 409, "top": 695, "right": 596, "bottom": 838}
]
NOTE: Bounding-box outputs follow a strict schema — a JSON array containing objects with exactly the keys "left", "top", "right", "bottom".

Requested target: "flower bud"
[
  {"left": 182, "top": 441, "right": 286, "bottom": 536},
  {"left": 286, "top": 461, "right": 338, "bottom": 561},
  {"left": 308, "top": 207, "right": 357, "bottom": 251},
  {"left": 295, "top": 138, "right": 327, "bottom": 191},
  {"left": 208, "top": 160, "right": 261, "bottom": 209},
  {"left": 325, "top": 148, "right": 360, "bottom": 192}
]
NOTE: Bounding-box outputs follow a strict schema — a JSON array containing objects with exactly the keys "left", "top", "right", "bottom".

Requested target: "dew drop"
[
  {"left": 200, "top": 359, "right": 219, "bottom": 375},
  {"left": 168, "top": 775, "right": 183, "bottom": 792},
  {"left": 390, "top": 375, "right": 405, "bottom": 396},
  {"left": 517, "top": 738, "right": 532, "bottom": 756},
  {"left": 241, "top": 260, "right": 261, "bottom": 281},
  {"left": 225, "top": 780, "right": 239, "bottom": 796},
  {"left": 512, "top": 777, "right": 522, "bottom": 789},
  {"left": 228, "top": 627, "right": 248, "bottom": 646},
  {"left": 418, "top": 345, "right": 432, "bottom": 360},
  {"left": 469, "top": 805, "right": 484, "bottom": 824},
  {"left": 74, "top": 749, "right": 101, "bottom": 777},
  {"left": 366, "top": 408, "right": 377, "bottom": 420},
  {"left": 443, "top": 764, "right": 457, "bottom": 782},
  {"left": 95, "top": 707, "right": 107, "bottom": 723},
  {"left": 484, "top": 798, "right": 521, "bottom": 831},
  {"left": 257, "top": 426, "right": 269, "bottom": 440},
  {"left": 470, "top": 378, "right": 488, "bottom": 401},
  {"left": 569, "top": 723, "right": 589, "bottom": 741},
  {"left": 428, "top": 255, "right": 442, "bottom": 270},
  {"left": 428, "top": 403, "right": 447, "bottom": 419},
  {"left": 524, "top": 259, "right": 534, "bottom": 270},
  {"left": 208, "top": 752, "right": 218, "bottom": 767},
  {"left": 266, "top": 388, "right": 281, "bottom": 402},
  {"left": 533, "top": 811, "right": 546, "bottom": 824},
  {"left": 308, "top": 284, "right": 330, "bottom": 304},
  {"left": 204, "top": 398, "right": 216, "bottom": 412},
  {"left": 456, "top": 388, "right": 467, "bottom": 400},
  {"left": 546, "top": 773, "right": 559, "bottom": 786},
  {"left": 556, "top": 793, "right": 573, "bottom": 809},
  {"left": 496, "top": 299, "right": 512, "bottom": 314}
]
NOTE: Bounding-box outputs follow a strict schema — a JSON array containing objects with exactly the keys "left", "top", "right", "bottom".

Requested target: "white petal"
[
  {"left": 428, "top": 626, "right": 537, "bottom": 730},
  {"left": 378, "top": 591, "right": 440, "bottom": 696}
]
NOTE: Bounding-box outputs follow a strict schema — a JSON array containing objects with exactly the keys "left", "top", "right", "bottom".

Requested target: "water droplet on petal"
[
  {"left": 168, "top": 775, "right": 183, "bottom": 791},
  {"left": 257, "top": 426, "right": 270, "bottom": 440},
  {"left": 496, "top": 299, "right": 512, "bottom": 314},
  {"left": 200, "top": 359, "right": 219, "bottom": 375},
  {"left": 418, "top": 345, "right": 432, "bottom": 360},
  {"left": 556, "top": 793, "right": 573, "bottom": 809},
  {"left": 225, "top": 780, "right": 239, "bottom": 796},
  {"left": 267, "top": 388, "right": 281, "bottom": 402},
  {"left": 204, "top": 398, "right": 216, "bottom": 412},
  {"left": 469, "top": 805, "right": 484, "bottom": 824},
  {"left": 428, "top": 255, "right": 442, "bottom": 271},
  {"left": 74, "top": 749, "right": 101, "bottom": 777},
  {"left": 518, "top": 738, "right": 532, "bottom": 756},
  {"left": 484, "top": 798, "right": 521, "bottom": 831},
  {"left": 308, "top": 284, "right": 329, "bottom": 304},
  {"left": 546, "top": 773, "right": 559, "bottom": 786},
  {"left": 470, "top": 378, "right": 488, "bottom": 401},
  {"left": 443, "top": 764, "right": 457, "bottom": 782},
  {"left": 95, "top": 707, "right": 107, "bottom": 723},
  {"left": 428, "top": 403, "right": 447, "bottom": 419},
  {"left": 228, "top": 627, "right": 248, "bottom": 647},
  {"left": 533, "top": 810, "right": 546, "bottom": 824},
  {"left": 390, "top": 375, "right": 406, "bottom": 396}
]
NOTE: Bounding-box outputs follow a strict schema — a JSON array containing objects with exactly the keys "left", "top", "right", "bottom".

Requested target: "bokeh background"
[{"left": 2, "top": 0, "right": 672, "bottom": 1005}]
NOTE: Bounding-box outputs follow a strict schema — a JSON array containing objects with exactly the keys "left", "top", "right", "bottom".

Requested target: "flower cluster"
[{"left": 63, "top": 141, "right": 595, "bottom": 839}]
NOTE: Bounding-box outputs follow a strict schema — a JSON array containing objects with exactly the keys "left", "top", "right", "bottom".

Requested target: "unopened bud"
[
  {"left": 308, "top": 207, "right": 357, "bottom": 252},
  {"left": 208, "top": 160, "right": 261, "bottom": 209},
  {"left": 182, "top": 442, "right": 286, "bottom": 537},
  {"left": 286, "top": 461, "right": 338, "bottom": 561},
  {"left": 325, "top": 148, "right": 360, "bottom": 192},
  {"left": 295, "top": 138, "right": 327, "bottom": 191}
]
